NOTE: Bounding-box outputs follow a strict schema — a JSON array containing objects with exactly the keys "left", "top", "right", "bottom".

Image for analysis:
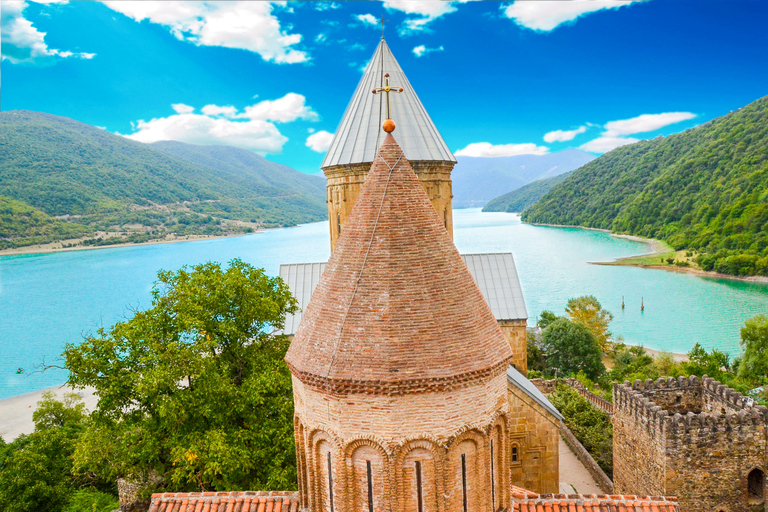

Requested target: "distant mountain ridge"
[
  {"left": 522, "top": 94, "right": 768, "bottom": 277},
  {"left": 483, "top": 170, "right": 576, "bottom": 213},
  {"left": 451, "top": 149, "right": 595, "bottom": 208},
  {"left": 0, "top": 110, "right": 327, "bottom": 250}
]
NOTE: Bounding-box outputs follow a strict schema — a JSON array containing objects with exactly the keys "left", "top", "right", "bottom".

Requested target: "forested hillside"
[
  {"left": 0, "top": 111, "right": 327, "bottom": 250},
  {"left": 523, "top": 95, "right": 768, "bottom": 276},
  {"left": 483, "top": 170, "right": 575, "bottom": 213}
]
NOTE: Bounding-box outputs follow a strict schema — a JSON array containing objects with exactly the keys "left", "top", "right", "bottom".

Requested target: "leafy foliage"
[
  {"left": 64, "top": 259, "right": 299, "bottom": 494},
  {"left": 0, "top": 393, "right": 116, "bottom": 512},
  {"left": 566, "top": 295, "right": 614, "bottom": 352},
  {"left": 0, "top": 111, "right": 327, "bottom": 249},
  {"left": 738, "top": 314, "right": 768, "bottom": 385},
  {"left": 549, "top": 384, "right": 613, "bottom": 477},
  {"left": 482, "top": 170, "right": 575, "bottom": 213},
  {"left": 541, "top": 317, "right": 605, "bottom": 380},
  {"left": 522, "top": 95, "right": 768, "bottom": 276}
]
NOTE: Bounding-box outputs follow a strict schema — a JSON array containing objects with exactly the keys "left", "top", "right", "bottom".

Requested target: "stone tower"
[
  {"left": 285, "top": 131, "right": 514, "bottom": 512},
  {"left": 321, "top": 38, "right": 456, "bottom": 250}
]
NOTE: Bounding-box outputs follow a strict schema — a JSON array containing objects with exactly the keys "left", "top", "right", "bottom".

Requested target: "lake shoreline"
[
  {"left": 527, "top": 221, "right": 768, "bottom": 285},
  {"left": 0, "top": 231, "right": 262, "bottom": 257}
]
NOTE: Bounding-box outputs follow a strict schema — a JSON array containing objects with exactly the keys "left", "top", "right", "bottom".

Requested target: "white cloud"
[
  {"left": 124, "top": 93, "right": 317, "bottom": 154},
  {"left": 356, "top": 13, "right": 378, "bottom": 25},
  {"left": 412, "top": 44, "right": 444, "bottom": 57},
  {"left": 455, "top": 142, "right": 549, "bottom": 158},
  {"left": 383, "top": 0, "right": 474, "bottom": 33},
  {"left": 102, "top": 1, "right": 308, "bottom": 64},
  {"left": 237, "top": 92, "right": 317, "bottom": 123},
  {"left": 315, "top": 33, "right": 327, "bottom": 43},
  {"left": 314, "top": 2, "right": 341, "bottom": 11},
  {"left": 543, "top": 126, "right": 587, "bottom": 143},
  {"left": 306, "top": 130, "right": 334, "bottom": 153},
  {"left": 579, "top": 136, "right": 639, "bottom": 153},
  {"left": 201, "top": 104, "right": 237, "bottom": 117},
  {"left": 603, "top": 112, "right": 696, "bottom": 137},
  {"left": 502, "top": 0, "right": 648, "bottom": 32},
  {"left": 171, "top": 103, "right": 195, "bottom": 115},
  {"left": 1, "top": 0, "right": 96, "bottom": 64}
]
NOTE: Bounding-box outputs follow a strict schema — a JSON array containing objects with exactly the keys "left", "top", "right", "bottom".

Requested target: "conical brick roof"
[
  {"left": 286, "top": 133, "right": 512, "bottom": 394},
  {"left": 321, "top": 38, "right": 456, "bottom": 168}
]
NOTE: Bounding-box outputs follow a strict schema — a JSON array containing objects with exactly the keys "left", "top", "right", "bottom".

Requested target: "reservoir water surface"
[{"left": 1, "top": 209, "right": 767, "bottom": 400}]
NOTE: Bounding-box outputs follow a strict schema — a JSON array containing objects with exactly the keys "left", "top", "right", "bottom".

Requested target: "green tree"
[
  {"left": 538, "top": 310, "right": 559, "bottom": 330},
  {"left": 738, "top": 314, "right": 768, "bottom": 385},
  {"left": 565, "top": 295, "right": 613, "bottom": 352},
  {"left": 0, "top": 393, "right": 91, "bottom": 512},
  {"left": 64, "top": 259, "right": 299, "bottom": 495},
  {"left": 541, "top": 318, "right": 605, "bottom": 380}
]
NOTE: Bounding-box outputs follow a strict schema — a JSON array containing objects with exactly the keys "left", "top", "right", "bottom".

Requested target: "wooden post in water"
[
  {"left": 622, "top": 296, "right": 625, "bottom": 309},
  {"left": 641, "top": 297, "right": 644, "bottom": 312}
]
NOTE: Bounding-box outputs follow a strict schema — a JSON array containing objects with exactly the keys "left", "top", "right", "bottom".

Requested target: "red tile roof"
[
  {"left": 510, "top": 487, "right": 679, "bottom": 512},
  {"left": 285, "top": 133, "right": 512, "bottom": 394},
  {"left": 147, "top": 491, "right": 299, "bottom": 512}
]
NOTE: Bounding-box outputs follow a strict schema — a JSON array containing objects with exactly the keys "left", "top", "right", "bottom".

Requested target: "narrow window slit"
[
  {"left": 490, "top": 440, "right": 496, "bottom": 510},
  {"left": 416, "top": 460, "right": 424, "bottom": 512},
  {"left": 461, "top": 453, "right": 468, "bottom": 512},
  {"left": 327, "top": 451, "right": 335, "bottom": 512},
  {"left": 337, "top": 213, "right": 341, "bottom": 235},
  {"left": 367, "top": 460, "right": 374, "bottom": 512}
]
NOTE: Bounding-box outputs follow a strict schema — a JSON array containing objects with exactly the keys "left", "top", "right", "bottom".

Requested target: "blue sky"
[{"left": 2, "top": 0, "right": 767, "bottom": 174}]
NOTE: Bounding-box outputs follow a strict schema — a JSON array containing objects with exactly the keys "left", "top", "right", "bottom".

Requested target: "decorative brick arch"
[
  {"left": 308, "top": 429, "right": 341, "bottom": 512},
  {"left": 394, "top": 438, "right": 447, "bottom": 512},
  {"left": 447, "top": 429, "right": 490, "bottom": 512},
  {"left": 489, "top": 414, "right": 510, "bottom": 511},
  {"left": 342, "top": 437, "right": 392, "bottom": 512}
]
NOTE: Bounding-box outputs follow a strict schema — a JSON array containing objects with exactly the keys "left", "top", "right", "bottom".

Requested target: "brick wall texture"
[
  {"left": 287, "top": 134, "right": 515, "bottom": 512},
  {"left": 613, "top": 375, "right": 768, "bottom": 512}
]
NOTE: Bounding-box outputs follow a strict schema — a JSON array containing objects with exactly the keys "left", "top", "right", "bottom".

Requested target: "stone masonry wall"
[
  {"left": 612, "top": 381, "right": 667, "bottom": 497},
  {"left": 614, "top": 376, "right": 768, "bottom": 512},
  {"left": 507, "top": 380, "right": 560, "bottom": 494},
  {"left": 499, "top": 319, "right": 527, "bottom": 376},
  {"left": 323, "top": 160, "right": 455, "bottom": 250}
]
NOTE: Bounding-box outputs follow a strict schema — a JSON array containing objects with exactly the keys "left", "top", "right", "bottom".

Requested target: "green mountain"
[
  {"left": 483, "top": 170, "right": 576, "bottom": 213},
  {"left": 522, "top": 95, "right": 768, "bottom": 276},
  {"left": 0, "top": 111, "right": 327, "bottom": 250}
]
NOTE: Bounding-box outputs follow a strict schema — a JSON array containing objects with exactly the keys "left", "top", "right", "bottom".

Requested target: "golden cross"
[
  {"left": 372, "top": 73, "right": 403, "bottom": 121},
  {"left": 379, "top": 15, "right": 388, "bottom": 38}
]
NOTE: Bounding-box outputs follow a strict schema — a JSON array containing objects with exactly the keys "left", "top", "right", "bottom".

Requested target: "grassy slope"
[{"left": 523, "top": 95, "right": 768, "bottom": 276}]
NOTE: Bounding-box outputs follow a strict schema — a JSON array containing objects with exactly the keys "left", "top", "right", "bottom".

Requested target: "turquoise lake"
[{"left": 1, "top": 208, "right": 767, "bottom": 400}]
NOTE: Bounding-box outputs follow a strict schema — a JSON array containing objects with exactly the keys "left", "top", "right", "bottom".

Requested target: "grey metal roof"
[
  {"left": 321, "top": 38, "right": 456, "bottom": 168},
  {"left": 507, "top": 366, "right": 564, "bottom": 421},
  {"left": 279, "top": 253, "right": 527, "bottom": 335},
  {"left": 462, "top": 253, "right": 528, "bottom": 321}
]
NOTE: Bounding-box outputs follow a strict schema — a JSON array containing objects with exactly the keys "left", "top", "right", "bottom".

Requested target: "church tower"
[
  {"left": 321, "top": 38, "right": 456, "bottom": 250},
  {"left": 286, "top": 120, "right": 514, "bottom": 511}
]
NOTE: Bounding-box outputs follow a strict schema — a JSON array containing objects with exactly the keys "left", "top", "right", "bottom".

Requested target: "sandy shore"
[
  {"left": 0, "top": 385, "right": 97, "bottom": 442},
  {"left": 0, "top": 232, "right": 259, "bottom": 257}
]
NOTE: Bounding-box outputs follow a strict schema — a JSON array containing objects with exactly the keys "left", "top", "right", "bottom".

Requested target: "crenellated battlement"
[
  {"left": 613, "top": 375, "right": 768, "bottom": 441},
  {"left": 613, "top": 374, "right": 768, "bottom": 512}
]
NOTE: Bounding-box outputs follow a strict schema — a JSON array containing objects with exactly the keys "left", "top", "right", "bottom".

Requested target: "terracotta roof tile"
[
  {"left": 149, "top": 492, "right": 299, "bottom": 512},
  {"left": 285, "top": 132, "right": 513, "bottom": 393},
  {"left": 511, "top": 490, "right": 680, "bottom": 512}
]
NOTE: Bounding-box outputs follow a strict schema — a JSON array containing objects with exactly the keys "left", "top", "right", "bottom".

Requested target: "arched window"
[
  {"left": 401, "top": 446, "right": 437, "bottom": 512},
  {"left": 450, "top": 439, "right": 480, "bottom": 512},
  {"left": 748, "top": 468, "right": 764, "bottom": 502},
  {"left": 511, "top": 445, "right": 519, "bottom": 463},
  {"left": 349, "top": 445, "right": 384, "bottom": 512},
  {"left": 337, "top": 213, "right": 342, "bottom": 236}
]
